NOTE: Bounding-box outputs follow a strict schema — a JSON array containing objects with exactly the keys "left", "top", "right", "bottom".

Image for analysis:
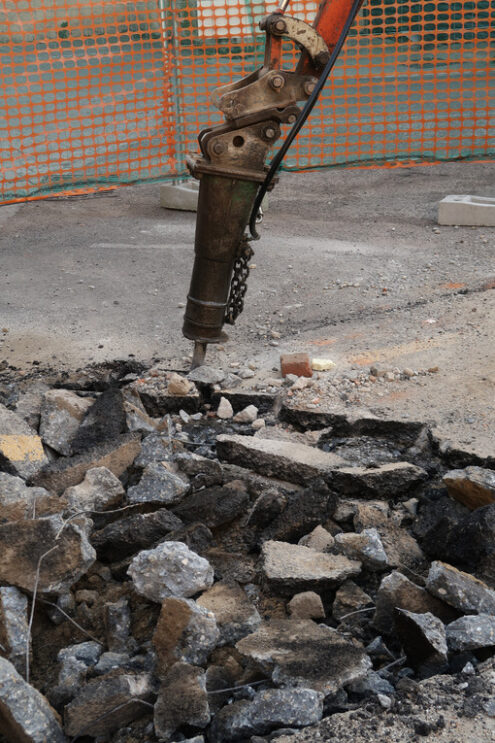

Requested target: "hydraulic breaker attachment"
[
  {"left": 182, "top": 174, "right": 259, "bottom": 346},
  {"left": 183, "top": 0, "right": 364, "bottom": 367}
]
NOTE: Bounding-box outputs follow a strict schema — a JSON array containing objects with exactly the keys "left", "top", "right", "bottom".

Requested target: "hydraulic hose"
[{"left": 248, "top": 0, "right": 363, "bottom": 239}]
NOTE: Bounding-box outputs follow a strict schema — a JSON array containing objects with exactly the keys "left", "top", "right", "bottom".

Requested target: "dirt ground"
[{"left": 0, "top": 160, "right": 494, "bottom": 457}]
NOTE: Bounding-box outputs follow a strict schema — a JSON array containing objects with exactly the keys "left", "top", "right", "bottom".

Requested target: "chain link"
[{"left": 224, "top": 236, "right": 255, "bottom": 325}]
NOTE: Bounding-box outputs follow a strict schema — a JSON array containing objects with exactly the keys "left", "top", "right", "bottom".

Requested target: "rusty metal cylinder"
[{"left": 182, "top": 173, "right": 258, "bottom": 344}]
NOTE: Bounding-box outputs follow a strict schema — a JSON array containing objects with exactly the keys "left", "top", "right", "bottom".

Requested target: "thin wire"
[{"left": 248, "top": 0, "right": 363, "bottom": 239}]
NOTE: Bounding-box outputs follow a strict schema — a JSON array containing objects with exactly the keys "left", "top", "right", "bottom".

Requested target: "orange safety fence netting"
[{"left": 1, "top": 0, "right": 494, "bottom": 204}]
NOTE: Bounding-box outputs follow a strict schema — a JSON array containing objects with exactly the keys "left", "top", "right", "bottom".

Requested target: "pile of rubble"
[{"left": 0, "top": 360, "right": 494, "bottom": 743}]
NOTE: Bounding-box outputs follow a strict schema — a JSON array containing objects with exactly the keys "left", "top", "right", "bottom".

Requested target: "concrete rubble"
[
  {"left": 128, "top": 541, "right": 214, "bottom": 602},
  {"left": 0, "top": 361, "right": 494, "bottom": 742}
]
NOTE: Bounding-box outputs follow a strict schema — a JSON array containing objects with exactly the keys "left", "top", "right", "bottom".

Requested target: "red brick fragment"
[{"left": 280, "top": 353, "right": 313, "bottom": 378}]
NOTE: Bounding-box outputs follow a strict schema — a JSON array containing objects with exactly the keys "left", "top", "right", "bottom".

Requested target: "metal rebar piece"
[
  {"left": 279, "top": 0, "right": 291, "bottom": 12},
  {"left": 191, "top": 341, "right": 207, "bottom": 369}
]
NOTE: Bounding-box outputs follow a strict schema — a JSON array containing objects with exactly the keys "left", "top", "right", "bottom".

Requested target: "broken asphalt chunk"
[
  {"left": 154, "top": 663, "right": 210, "bottom": 742},
  {"left": 70, "top": 387, "right": 126, "bottom": 453},
  {"left": 187, "top": 365, "right": 226, "bottom": 385},
  {"left": 330, "top": 461, "right": 427, "bottom": 497},
  {"left": 333, "top": 581, "right": 373, "bottom": 622},
  {"left": 262, "top": 540, "right": 361, "bottom": 594},
  {"left": 64, "top": 671, "right": 153, "bottom": 738},
  {"left": 172, "top": 480, "right": 249, "bottom": 528},
  {"left": 288, "top": 591, "right": 326, "bottom": 620},
  {"left": 0, "top": 403, "right": 49, "bottom": 480},
  {"left": 127, "top": 461, "right": 189, "bottom": 506},
  {"left": 216, "top": 433, "right": 346, "bottom": 485},
  {"left": 443, "top": 466, "right": 495, "bottom": 510},
  {"left": 30, "top": 433, "right": 141, "bottom": 494},
  {"left": 0, "top": 471, "right": 58, "bottom": 521},
  {"left": 236, "top": 619, "right": 371, "bottom": 694},
  {"left": 0, "top": 513, "right": 95, "bottom": 595},
  {"left": 92, "top": 508, "right": 183, "bottom": 560},
  {"left": 63, "top": 466, "right": 124, "bottom": 514},
  {"left": 174, "top": 451, "right": 223, "bottom": 489},
  {"left": 335, "top": 527, "right": 389, "bottom": 570}
]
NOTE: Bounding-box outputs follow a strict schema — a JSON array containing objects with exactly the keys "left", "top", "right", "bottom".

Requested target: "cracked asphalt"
[{"left": 0, "top": 160, "right": 494, "bottom": 456}]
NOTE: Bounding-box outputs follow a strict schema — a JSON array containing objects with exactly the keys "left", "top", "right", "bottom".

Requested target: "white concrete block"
[
  {"left": 438, "top": 194, "right": 495, "bottom": 227},
  {"left": 160, "top": 180, "right": 199, "bottom": 212}
]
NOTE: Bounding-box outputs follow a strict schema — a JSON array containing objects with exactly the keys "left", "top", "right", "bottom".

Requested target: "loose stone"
[
  {"left": 128, "top": 541, "right": 214, "bottom": 603},
  {"left": 197, "top": 581, "right": 261, "bottom": 645},
  {"left": 394, "top": 609, "right": 448, "bottom": 674},
  {"left": 233, "top": 404, "right": 258, "bottom": 423},
  {"left": 211, "top": 687, "right": 324, "bottom": 742},
  {"left": 373, "top": 570, "right": 456, "bottom": 634},
  {"left": 333, "top": 581, "right": 373, "bottom": 622},
  {"left": 335, "top": 528, "right": 389, "bottom": 570},
  {"left": 0, "top": 586, "right": 30, "bottom": 673},
  {"left": 168, "top": 372, "right": 196, "bottom": 396},
  {"left": 298, "top": 525, "right": 335, "bottom": 552},
  {"left": 0, "top": 657, "right": 66, "bottom": 742},
  {"left": 39, "top": 389, "right": 94, "bottom": 456},
  {"left": 446, "top": 614, "right": 495, "bottom": 652},
  {"left": 426, "top": 561, "right": 495, "bottom": 614},
  {"left": 288, "top": 591, "right": 326, "bottom": 620},
  {"left": 63, "top": 466, "right": 124, "bottom": 514},
  {"left": 217, "top": 397, "right": 234, "bottom": 420},
  {"left": 127, "top": 461, "right": 189, "bottom": 506}
]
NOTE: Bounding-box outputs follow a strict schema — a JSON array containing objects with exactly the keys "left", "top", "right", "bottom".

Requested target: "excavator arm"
[{"left": 182, "top": 0, "right": 365, "bottom": 368}]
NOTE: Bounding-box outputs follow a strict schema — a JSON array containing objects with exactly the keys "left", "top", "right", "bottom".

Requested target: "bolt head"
[
  {"left": 212, "top": 141, "right": 225, "bottom": 155},
  {"left": 270, "top": 74, "right": 285, "bottom": 89},
  {"left": 304, "top": 80, "right": 316, "bottom": 95},
  {"left": 264, "top": 127, "right": 276, "bottom": 139},
  {"left": 288, "top": 114, "right": 297, "bottom": 124},
  {"left": 275, "top": 19, "right": 286, "bottom": 32}
]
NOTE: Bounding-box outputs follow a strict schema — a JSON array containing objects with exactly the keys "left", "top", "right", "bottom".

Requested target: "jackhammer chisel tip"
[{"left": 191, "top": 341, "right": 207, "bottom": 370}]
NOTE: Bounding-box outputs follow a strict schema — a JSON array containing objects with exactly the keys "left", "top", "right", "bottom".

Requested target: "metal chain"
[{"left": 224, "top": 236, "right": 255, "bottom": 325}]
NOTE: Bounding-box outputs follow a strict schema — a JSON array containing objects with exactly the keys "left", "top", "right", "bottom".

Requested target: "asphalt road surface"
[{"left": 0, "top": 160, "right": 494, "bottom": 458}]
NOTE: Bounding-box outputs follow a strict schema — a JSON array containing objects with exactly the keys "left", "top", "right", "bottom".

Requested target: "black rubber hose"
[{"left": 248, "top": 0, "right": 363, "bottom": 239}]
